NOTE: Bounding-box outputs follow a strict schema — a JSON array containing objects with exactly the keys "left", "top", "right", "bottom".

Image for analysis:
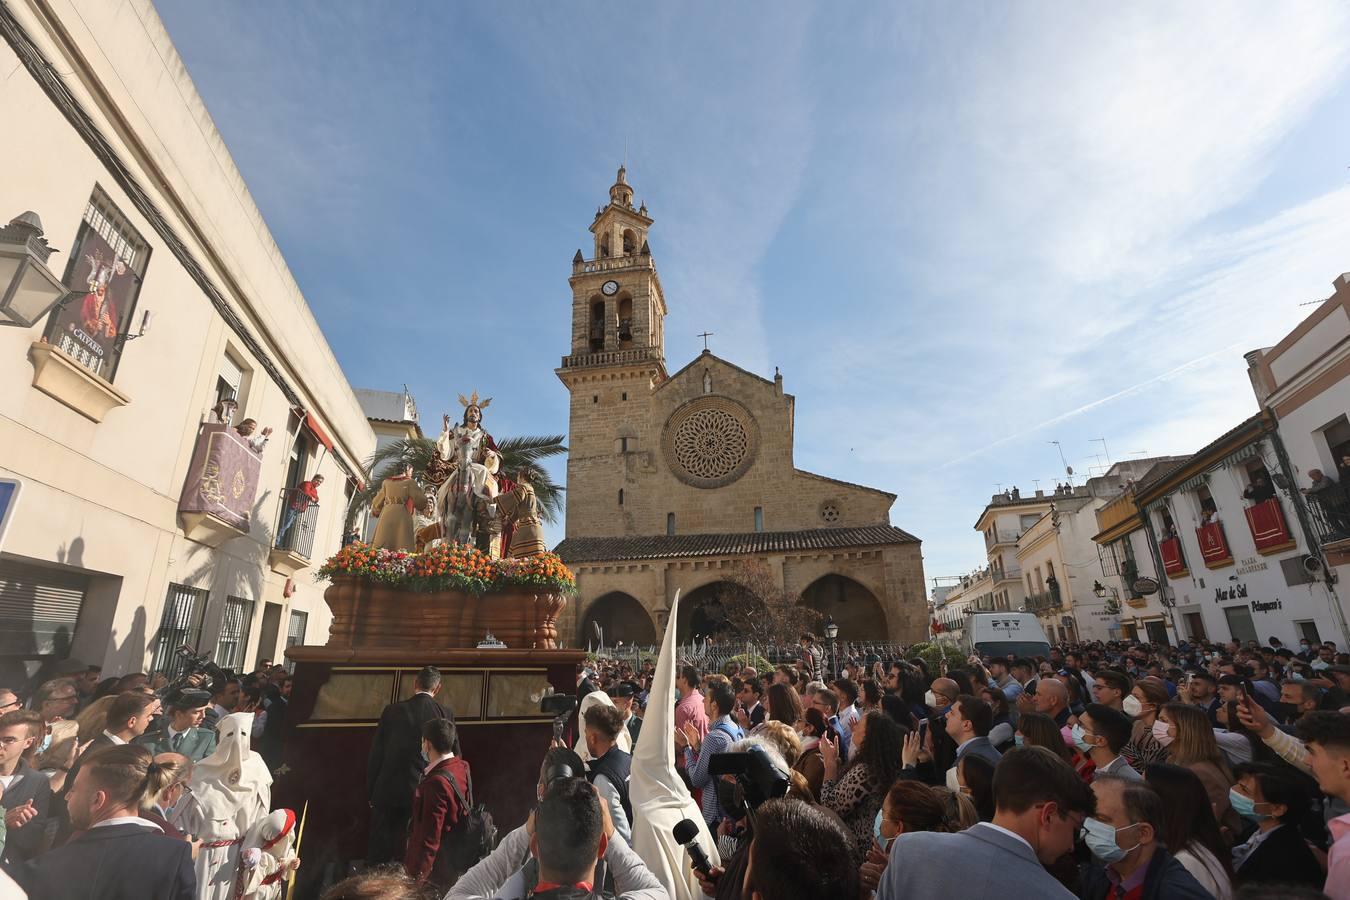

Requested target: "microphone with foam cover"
[{"left": 673, "top": 818, "right": 713, "bottom": 876}]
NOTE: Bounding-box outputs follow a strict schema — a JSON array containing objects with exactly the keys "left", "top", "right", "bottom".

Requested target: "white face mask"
[
  {"left": 924, "top": 689, "right": 939, "bottom": 709},
  {"left": 1151, "top": 719, "right": 1174, "bottom": 747},
  {"left": 1122, "top": 695, "right": 1143, "bottom": 717}
]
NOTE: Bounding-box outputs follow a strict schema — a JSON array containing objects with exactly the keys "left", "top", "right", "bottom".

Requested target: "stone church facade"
[{"left": 554, "top": 169, "right": 926, "bottom": 646}]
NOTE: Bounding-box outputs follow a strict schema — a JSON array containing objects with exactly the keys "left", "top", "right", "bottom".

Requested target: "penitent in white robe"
[
  {"left": 174, "top": 713, "right": 273, "bottom": 900},
  {"left": 629, "top": 590, "right": 720, "bottom": 900}
]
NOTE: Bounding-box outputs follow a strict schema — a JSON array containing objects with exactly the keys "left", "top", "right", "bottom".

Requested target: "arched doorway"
[
  {"left": 578, "top": 592, "right": 656, "bottom": 647},
  {"left": 677, "top": 580, "right": 745, "bottom": 644},
  {"left": 801, "top": 574, "right": 888, "bottom": 642}
]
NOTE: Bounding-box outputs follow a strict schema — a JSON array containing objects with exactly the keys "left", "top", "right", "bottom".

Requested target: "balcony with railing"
[
  {"left": 1244, "top": 496, "right": 1297, "bottom": 555},
  {"left": 560, "top": 346, "right": 664, "bottom": 370},
  {"left": 993, "top": 565, "right": 1024, "bottom": 584},
  {"left": 1307, "top": 484, "right": 1350, "bottom": 549},
  {"left": 1025, "top": 590, "right": 1062, "bottom": 613},
  {"left": 572, "top": 252, "right": 655, "bottom": 276},
  {"left": 269, "top": 487, "right": 320, "bottom": 576},
  {"left": 985, "top": 528, "right": 1023, "bottom": 549}
]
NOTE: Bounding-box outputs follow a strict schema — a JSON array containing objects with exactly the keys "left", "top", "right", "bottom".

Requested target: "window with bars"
[
  {"left": 43, "top": 189, "right": 150, "bottom": 382},
  {"left": 284, "top": 610, "right": 308, "bottom": 672},
  {"left": 216, "top": 596, "right": 254, "bottom": 670},
  {"left": 150, "top": 583, "right": 208, "bottom": 678}
]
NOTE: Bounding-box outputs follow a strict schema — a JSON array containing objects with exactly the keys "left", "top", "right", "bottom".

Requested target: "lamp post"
[
  {"left": 0, "top": 212, "right": 69, "bottom": 328},
  {"left": 824, "top": 616, "right": 839, "bottom": 680}
]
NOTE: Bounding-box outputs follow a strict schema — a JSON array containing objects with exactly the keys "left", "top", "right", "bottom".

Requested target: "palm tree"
[{"left": 343, "top": 434, "right": 567, "bottom": 534}]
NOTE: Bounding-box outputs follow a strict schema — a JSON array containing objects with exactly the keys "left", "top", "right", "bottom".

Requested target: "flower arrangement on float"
[{"left": 317, "top": 541, "right": 576, "bottom": 595}]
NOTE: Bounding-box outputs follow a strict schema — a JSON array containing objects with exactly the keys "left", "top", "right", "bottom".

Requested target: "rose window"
[
  {"left": 820, "top": 503, "right": 841, "bottom": 524},
  {"left": 663, "top": 397, "right": 760, "bottom": 488}
]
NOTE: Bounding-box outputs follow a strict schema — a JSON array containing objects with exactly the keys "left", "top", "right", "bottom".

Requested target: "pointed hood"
[
  {"left": 629, "top": 590, "right": 719, "bottom": 900},
  {"left": 190, "top": 712, "right": 271, "bottom": 818}
]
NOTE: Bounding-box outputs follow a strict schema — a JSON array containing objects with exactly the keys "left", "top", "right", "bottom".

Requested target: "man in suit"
[
  {"left": 135, "top": 688, "right": 216, "bottom": 761},
  {"left": 878, "top": 747, "right": 1095, "bottom": 899},
  {"left": 735, "top": 677, "right": 766, "bottom": 730},
  {"left": 944, "top": 694, "right": 1003, "bottom": 786},
  {"left": 1079, "top": 775, "right": 1210, "bottom": 899},
  {"left": 20, "top": 744, "right": 197, "bottom": 900},
  {"left": 367, "top": 665, "right": 450, "bottom": 865},
  {"left": 203, "top": 676, "right": 240, "bottom": 731},
  {"left": 0, "top": 710, "right": 52, "bottom": 866},
  {"left": 1077, "top": 704, "right": 1143, "bottom": 782},
  {"left": 403, "top": 718, "right": 472, "bottom": 890}
]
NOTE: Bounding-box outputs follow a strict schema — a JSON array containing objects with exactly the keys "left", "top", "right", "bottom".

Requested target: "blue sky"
[{"left": 156, "top": 2, "right": 1350, "bottom": 584}]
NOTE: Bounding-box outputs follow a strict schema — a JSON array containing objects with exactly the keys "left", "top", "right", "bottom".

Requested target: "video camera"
[
  {"left": 540, "top": 693, "right": 577, "bottom": 743},
  {"left": 155, "top": 646, "right": 228, "bottom": 700},
  {"left": 709, "top": 744, "right": 789, "bottom": 820}
]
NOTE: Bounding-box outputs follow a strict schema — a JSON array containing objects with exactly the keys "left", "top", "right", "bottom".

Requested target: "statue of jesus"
[{"left": 431, "top": 392, "right": 502, "bottom": 550}]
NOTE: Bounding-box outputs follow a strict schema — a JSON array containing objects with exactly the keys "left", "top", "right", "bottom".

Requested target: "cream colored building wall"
[
  {"left": 565, "top": 354, "right": 894, "bottom": 538},
  {"left": 0, "top": 0, "right": 374, "bottom": 674}
]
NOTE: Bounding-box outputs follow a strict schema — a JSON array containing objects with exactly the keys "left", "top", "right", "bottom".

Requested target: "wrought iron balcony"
[
  {"left": 1307, "top": 484, "right": 1350, "bottom": 547},
  {"left": 274, "top": 488, "right": 320, "bottom": 560}
]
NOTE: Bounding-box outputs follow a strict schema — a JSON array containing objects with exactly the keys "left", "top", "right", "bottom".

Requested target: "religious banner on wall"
[
  {"left": 179, "top": 424, "right": 262, "bottom": 529},
  {"left": 1197, "top": 522, "right": 1234, "bottom": 568},
  {"left": 44, "top": 201, "right": 146, "bottom": 382},
  {"left": 1159, "top": 536, "right": 1188, "bottom": 578},
  {"left": 1245, "top": 498, "right": 1297, "bottom": 555}
]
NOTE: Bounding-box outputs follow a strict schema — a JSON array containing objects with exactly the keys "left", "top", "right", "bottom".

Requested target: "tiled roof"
[
  {"left": 554, "top": 524, "right": 921, "bottom": 563},
  {"left": 1135, "top": 413, "right": 1267, "bottom": 497}
]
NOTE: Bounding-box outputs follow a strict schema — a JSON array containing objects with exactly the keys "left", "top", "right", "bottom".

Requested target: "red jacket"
[{"left": 403, "top": 756, "right": 471, "bottom": 884}]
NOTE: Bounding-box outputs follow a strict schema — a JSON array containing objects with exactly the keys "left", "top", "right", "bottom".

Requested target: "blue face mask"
[
  {"left": 1070, "top": 723, "right": 1095, "bottom": 754},
  {"left": 1229, "top": 788, "right": 1270, "bottom": 822},
  {"left": 873, "top": 809, "right": 896, "bottom": 851},
  {"left": 1081, "top": 818, "right": 1139, "bottom": 863},
  {"left": 1014, "top": 733, "right": 1025, "bottom": 747}
]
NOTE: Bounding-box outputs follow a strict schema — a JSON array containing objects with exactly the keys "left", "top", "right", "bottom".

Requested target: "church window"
[
  {"left": 662, "top": 397, "right": 761, "bottom": 490},
  {"left": 619, "top": 437, "right": 629, "bottom": 452},
  {"left": 754, "top": 507, "right": 763, "bottom": 532},
  {"left": 600, "top": 234, "right": 611, "bottom": 258},
  {"left": 622, "top": 229, "right": 636, "bottom": 254},
  {"left": 590, "top": 301, "right": 605, "bottom": 352},
  {"left": 667, "top": 512, "right": 676, "bottom": 535},
  {"left": 622, "top": 392, "right": 628, "bottom": 401},
  {"left": 618, "top": 298, "right": 633, "bottom": 342},
  {"left": 618, "top": 489, "right": 624, "bottom": 506},
  {"left": 592, "top": 395, "right": 598, "bottom": 404},
  {"left": 820, "top": 502, "right": 841, "bottom": 524}
]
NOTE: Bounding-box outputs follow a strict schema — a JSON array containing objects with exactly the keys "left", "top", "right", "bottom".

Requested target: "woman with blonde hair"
[
  {"left": 1157, "top": 701, "right": 1239, "bottom": 834},
  {"left": 757, "top": 719, "right": 802, "bottom": 766},
  {"left": 1121, "top": 676, "right": 1170, "bottom": 772},
  {"left": 933, "top": 785, "right": 979, "bottom": 831},
  {"left": 74, "top": 694, "right": 118, "bottom": 744}
]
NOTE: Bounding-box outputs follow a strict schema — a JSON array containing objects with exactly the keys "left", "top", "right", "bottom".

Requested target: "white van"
[{"left": 963, "top": 612, "right": 1051, "bottom": 659}]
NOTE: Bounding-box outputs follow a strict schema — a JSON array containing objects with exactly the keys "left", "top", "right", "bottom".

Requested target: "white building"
[
  {"left": 0, "top": 0, "right": 374, "bottom": 685},
  {"left": 1132, "top": 415, "right": 1347, "bottom": 647},
  {"left": 1246, "top": 273, "right": 1350, "bottom": 611}
]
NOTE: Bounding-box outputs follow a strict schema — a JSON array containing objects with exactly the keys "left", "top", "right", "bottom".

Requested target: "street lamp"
[
  {"left": 0, "top": 212, "right": 69, "bottom": 328},
  {"left": 824, "top": 616, "right": 839, "bottom": 680}
]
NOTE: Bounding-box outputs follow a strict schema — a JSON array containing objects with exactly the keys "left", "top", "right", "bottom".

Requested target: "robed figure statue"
[{"left": 427, "top": 392, "right": 505, "bottom": 554}]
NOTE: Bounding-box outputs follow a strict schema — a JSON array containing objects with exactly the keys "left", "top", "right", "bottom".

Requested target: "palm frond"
[{"left": 346, "top": 434, "right": 568, "bottom": 529}]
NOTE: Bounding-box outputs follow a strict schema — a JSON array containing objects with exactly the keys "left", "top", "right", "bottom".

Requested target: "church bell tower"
[{"left": 557, "top": 167, "right": 668, "bottom": 538}]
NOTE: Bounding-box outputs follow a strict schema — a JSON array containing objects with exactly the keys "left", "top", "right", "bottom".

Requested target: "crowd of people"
[
  {"left": 7, "top": 629, "right": 1350, "bottom": 899},
  {"left": 0, "top": 658, "right": 299, "bottom": 898}
]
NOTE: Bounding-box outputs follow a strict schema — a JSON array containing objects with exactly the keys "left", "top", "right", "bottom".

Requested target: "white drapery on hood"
[
  {"left": 573, "top": 690, "right": 633, "bottom": 762},
  {"left": 193, "top": 711, "right": 272, "bottom": 815},
  {"left": 629, "top": 590, "right": 720, "bottom": 900}
]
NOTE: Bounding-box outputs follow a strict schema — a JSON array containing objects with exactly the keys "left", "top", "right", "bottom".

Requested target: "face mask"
[
  {"left": 1070, "top": 723, "right": 1095, "bottom": 754},
  {"left": 37, "top": 732, "right": 51, "bottom": 754},
  {"left": 1122, "top": 695, "right": 1143, "bottom": 717},
  {"left": 945, "top": 766, "right": 960, "bottom": 792},
  {"left": 1014, "top": 734, "right": 1025, "bottom": 747},
  {"left": 924, "top": 689, "right": 938, "bottom": 709},
  {"left": 1081, "top": 818, "right": 1140, "bottom": 863},
  {"left": 873, "top": 809, "right": 897, "bottom": 851},
  {"left": 1229, "top": 788, "right": 1270, "bottom": 822},
  {"left": 1151, "top": 719, "right": 1174, "bottom": 747}
]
